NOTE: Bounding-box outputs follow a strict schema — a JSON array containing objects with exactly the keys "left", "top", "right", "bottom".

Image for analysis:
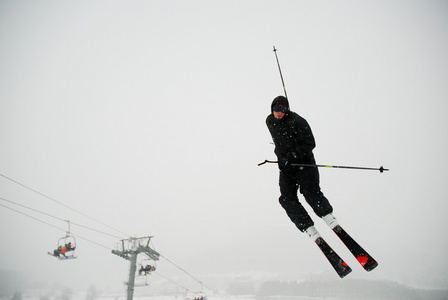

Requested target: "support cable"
[
  {"left": 158, "top": 253, "right": 233, "bottom": 300},
  {"left": 147, "top": 240, "right": 234, "bottom": 299},
  {"left": 0, "top": 202, "right": 112, "bottom": 250},
  {"left": 0, "top": 197, "right": 124, "bottom": 239},
  {"left": 153, "top": 272, "right": 192, "bottom": 292},
  {"left": 0, "top": 173, "right": 130, "bottom": 237},
  {"left": 1, "top": 201, "right": 233, "bottom": 299},
  {"left": 159, "top": 253, "right": 202, "bottom": 284},
  {"left": 1, "top": 174, "right": 235, "bottom": 299}
]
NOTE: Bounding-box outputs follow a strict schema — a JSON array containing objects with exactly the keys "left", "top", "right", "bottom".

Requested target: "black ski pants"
[{"left": 278, "top": 166, "right": 333, "bottom": 232}]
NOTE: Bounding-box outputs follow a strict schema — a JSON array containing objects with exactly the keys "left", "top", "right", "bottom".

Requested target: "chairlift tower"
[{"left": 112, "top": 236, "right": 160, "bottom": 300}]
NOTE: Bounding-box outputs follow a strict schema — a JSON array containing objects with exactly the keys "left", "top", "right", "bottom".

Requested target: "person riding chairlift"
[
  {"left": 52, "top": 242, "right": 75, "bottom": 258},
  {"left": 139, "top": 264, "right": 156, "bottom": 275}
]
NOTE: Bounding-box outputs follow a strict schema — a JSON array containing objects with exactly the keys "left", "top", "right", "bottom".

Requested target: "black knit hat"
[
  {"left": 273, "top": 103, "right": 288, "bottom": 112},
  {"left": 271, "top": 95, "right": 289, "bottom": 113}
]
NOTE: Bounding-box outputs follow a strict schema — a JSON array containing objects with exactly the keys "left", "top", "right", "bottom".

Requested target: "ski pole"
[
  {"left": 273, "top": 46, "right": 288, "bottom": 99},
  {"left": 257, "top": 160, "right": 389, "bottom": 173}
]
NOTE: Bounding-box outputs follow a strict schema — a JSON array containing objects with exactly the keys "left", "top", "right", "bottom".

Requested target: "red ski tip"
[{"left": 357, "top": 255, "right": 369, "bottom": 267}]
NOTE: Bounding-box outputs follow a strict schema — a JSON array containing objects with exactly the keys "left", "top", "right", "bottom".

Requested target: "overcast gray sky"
[{"left": 1, "top": 0, "right": 448, "bottom": 294}]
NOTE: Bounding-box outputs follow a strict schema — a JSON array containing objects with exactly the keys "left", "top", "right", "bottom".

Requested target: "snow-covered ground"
[{"left": 16, "top": 294, "right": 256, "bottom": 300}]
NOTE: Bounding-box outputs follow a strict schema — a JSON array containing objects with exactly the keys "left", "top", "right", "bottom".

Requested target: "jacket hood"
[{"left": 271, "top": 95, "right": 290, "bottom": 113}]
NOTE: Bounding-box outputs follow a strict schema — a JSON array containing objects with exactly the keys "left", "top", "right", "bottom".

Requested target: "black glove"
[
  {"left": 289, "top": 151, "right": 299, "bottom": 161},
  {"left": 278, "top": 157, "right": 290, "bottom": 169},
  {"left": 279, "top": 152, "right": 299, "bottom": 169}
]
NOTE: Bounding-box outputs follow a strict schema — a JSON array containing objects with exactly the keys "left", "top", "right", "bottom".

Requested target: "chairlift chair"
[
  {"left": 192, "top": 292, "right": 207, "bottom": 300},
  {"left": 133, "top": 275, "right": 149, "bottom": 287},
  {"left": 137, "top": 258, "right": 157, "bottom": 276},
  {"left": 48, "top": 233, "right": 77, "bottom": 260},
  {"left": 185, "top": 291, "right": 207, "bottom": 300}
]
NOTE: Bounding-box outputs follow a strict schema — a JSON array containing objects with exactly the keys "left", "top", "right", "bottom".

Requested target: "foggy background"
[{"left": 1, "top": 0, "right": 448, "bottom": 297}]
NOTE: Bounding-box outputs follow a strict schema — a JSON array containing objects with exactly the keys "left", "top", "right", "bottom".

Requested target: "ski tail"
[
  {"left": 333, "top": 225, "right": 378, "bottom": 272},
  {"left": 315, "top": 237, "right": 352, "bottom": 278}
]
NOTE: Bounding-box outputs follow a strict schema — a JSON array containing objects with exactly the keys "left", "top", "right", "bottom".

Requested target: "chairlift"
[
  {"left": 185, "top": 290, "right": 207, "bottom": 300},
  {"left": 48, "top": 221, "right": 77, "bottom": 260},
  {"left": 192, "top": 292, "right": 207, "bottom": 300},
  {"left": 133, "top": 275, "right": 149, "bottom": 287},
  {"left": 193, "top": 282, "right": 207, "bottom": 300},
  {"left": 137, "top": 258, "right": 157, "bottom": 276}
]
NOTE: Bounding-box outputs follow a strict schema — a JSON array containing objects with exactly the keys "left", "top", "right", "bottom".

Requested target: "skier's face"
[{"left": 273, "top": 111, "right": 285, "bottom": 120}]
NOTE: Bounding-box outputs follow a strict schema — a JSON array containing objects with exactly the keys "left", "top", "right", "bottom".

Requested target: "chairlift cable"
[
  {"left": 158, "top": 253, "right": 233, "bottom": 300},
  {"left": 3, "top": 181, "right": 231, "bottom": 300},
  {"left": 155, "top": 271, "right": 233, "bottom": 300},
  {"left": 68, "top": 232, "right": 111, "bottom": 250},
  {"left": 1, "top": 175, "right": 233, "bottom": 299},
  {"left": 153, "top": 272, "right": 191, "bottom": 292},
  {"left": 0, "top": 202, "right": 112, "bottom": 251},
  {"left": 0, "top": 197, "right": 67, "bottom": 222},
  {"left": 2, "top": 201, "right": 232, "bottom": 299},
  {"left": 0, "top": 173, "right": 131, "bottom": 236},
  {"left": 70, "top": 222, "right": 124, "bottom": 239},
  {"left": 159, "top": 253, "right": 202, "bottom": 283},
  {"left": 0, "top": 197, "right": 124, "bottom": 239},
  {"left": 0, "top": 202, "right": 66, "bottom": 232}
]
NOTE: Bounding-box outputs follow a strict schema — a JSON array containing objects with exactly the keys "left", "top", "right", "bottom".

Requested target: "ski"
[
  {"left": 48, "top": 252, "right": 76, "bottom": 260},
  {"left": 314, "top": 237, "right": 352, "bottom": 278},
  {"left": 333, "top": 225, "right": 378, "bottom": 271}
]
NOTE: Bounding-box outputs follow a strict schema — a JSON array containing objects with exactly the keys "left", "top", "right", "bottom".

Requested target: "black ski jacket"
[{"left": 266, "top": 96, "right": 316, "bottom": 170}]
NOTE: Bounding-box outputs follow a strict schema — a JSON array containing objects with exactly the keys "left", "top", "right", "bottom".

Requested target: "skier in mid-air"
[
  {"left": 266, "top": 95, "right": 338, "bottom": 240},
  {"left": 265, "top": 95, "right": 378, "bottom": 278}
]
